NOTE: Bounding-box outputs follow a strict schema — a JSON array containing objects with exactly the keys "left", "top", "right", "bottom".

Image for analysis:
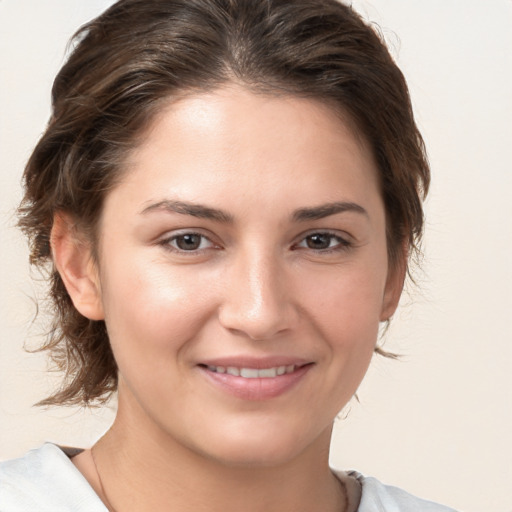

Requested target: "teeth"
[
  {"left": 258, "top": 368, "right": 277, "bottom": 378},
  {"left": 240, "top": 368, "right": 259, "bottom": 378},
  {"left": 207, "top": 365, "right": 296, "bottom": 378}
]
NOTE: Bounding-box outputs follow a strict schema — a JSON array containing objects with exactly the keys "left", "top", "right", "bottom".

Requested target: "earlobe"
[
  {"left": 51, "top": 213, "right": 104, "bottom": 321},
  {"left": 380, "top": 247, "right": 408, "bottom": 322}
]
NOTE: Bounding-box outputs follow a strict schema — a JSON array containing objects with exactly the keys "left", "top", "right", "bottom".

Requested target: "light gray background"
[{"left": 1, "top": 1, "right": 511, "bottom": 511}]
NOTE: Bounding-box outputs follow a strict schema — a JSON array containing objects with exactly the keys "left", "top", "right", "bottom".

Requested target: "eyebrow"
[
  {"left": 140, "top": 200, "right": 234, "bottom": 223},
  {"left": 140, "top": 199, "right": 367, "bottom": 223},
  {"left": 292, "top": 201, "right": 368, "bottom": 221}
]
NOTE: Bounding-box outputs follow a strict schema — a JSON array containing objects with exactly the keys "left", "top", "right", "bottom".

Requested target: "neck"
[{"left": 90, "top": 397, "right": 347, "bottom": 512}]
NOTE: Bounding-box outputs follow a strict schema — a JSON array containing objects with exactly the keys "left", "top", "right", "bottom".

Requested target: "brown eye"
[
  {"left": 175, "top": 234, "right": 202, "bottom": 250},
  {"left": 165, "top": 233, "right": 214, "bottom": 252},
  {"left": 305, "top": 233, "right": 333, "bottom": 250},
  {"left": 295, "top": 232, "right": 351, "bottom": 252}
]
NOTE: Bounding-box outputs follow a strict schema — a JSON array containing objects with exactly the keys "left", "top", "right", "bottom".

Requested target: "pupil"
[
  {"left": 307, "top": 234, "right": 330, "bottom": 249},
  {"left": 177, "top": 234, "right": 201, "bottom": 250}
]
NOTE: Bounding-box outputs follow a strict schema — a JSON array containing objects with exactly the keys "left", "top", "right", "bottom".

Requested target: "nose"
[{"left": 218, "top": 247, "right": 298, "bottom": 341}]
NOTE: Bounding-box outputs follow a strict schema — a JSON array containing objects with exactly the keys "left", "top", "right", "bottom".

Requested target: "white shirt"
[{"left": 0, "top": 444, "right": 459, "bottom": 511}]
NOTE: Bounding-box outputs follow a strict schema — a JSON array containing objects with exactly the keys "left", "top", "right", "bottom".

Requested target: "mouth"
[
  {"left": 197, "top": 360, "right": 313, "bottom": 400},
  {"left": 203, "top": 364, "right": 298, "bottom": 379}
]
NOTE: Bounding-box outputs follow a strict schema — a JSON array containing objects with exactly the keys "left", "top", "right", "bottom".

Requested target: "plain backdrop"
[{"left": 1, "top": 1, "right": 511, "bottom": 511}]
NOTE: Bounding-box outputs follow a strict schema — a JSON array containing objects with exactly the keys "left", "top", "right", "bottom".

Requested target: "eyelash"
[
  {"left": 293, "top": 231, "right": 352, "bottom": 253},
  {"left": 160, "top": 232, "right": 217, "bottom": 253},
  {"left": 159, "top": 230, "right": 352, "bottom": 255}
]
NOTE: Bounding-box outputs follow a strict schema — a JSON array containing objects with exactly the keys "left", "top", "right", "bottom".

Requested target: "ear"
[
  {"left": 51, "top": 212, "right": 104, "bottom": 321},
  {"left": 379, "top": 244, "right": 408, "bottom": 322}
]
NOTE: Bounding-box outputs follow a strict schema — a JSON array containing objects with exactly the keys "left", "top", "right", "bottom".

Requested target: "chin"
[
  {"left": 189, "top": 419, "right": 333, "bottom": 469},
  {"left": 202, "top": 440, "right": 305, "bottom": 469}
]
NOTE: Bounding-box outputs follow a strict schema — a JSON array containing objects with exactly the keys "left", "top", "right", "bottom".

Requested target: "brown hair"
[{"left": 18, "top": 0, "right": 429, "bottom": 406}]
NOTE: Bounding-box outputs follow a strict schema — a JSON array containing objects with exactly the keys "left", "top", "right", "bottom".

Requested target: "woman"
[{"left": 0, "top": 0, "right": 457, "bottom": 510}]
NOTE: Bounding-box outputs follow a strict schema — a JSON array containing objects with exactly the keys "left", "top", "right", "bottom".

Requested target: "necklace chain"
[{"left": 91, "top": 446, "right": 119, "bottom": 512}]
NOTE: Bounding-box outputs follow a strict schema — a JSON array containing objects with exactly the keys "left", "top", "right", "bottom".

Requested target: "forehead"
[
  {"left": 108, "top": 86, "right": 382, "bottom": 220},
  {"left": 133, "top": 87, "right": 373, "bottom": 169},
  {"left": 154, "top": 87, "right": 368, "bottom": 147}
]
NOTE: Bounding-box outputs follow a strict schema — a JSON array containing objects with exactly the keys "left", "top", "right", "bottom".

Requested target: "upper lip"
[{"left": 198, "top": 356, "right": 312, "bottom": 369}]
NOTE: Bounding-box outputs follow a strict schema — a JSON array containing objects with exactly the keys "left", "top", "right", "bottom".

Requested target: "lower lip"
[{"left": 199, "top": 365, "right": 313, "bottom": 401}]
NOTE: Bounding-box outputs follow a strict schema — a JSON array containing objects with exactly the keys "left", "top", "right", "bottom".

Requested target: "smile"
[
  {"left": 199, "top": 361, "right": 313, "bottom": 400},
  {"left": 206, "top": 365, "right": 297, "bottom": 378}
]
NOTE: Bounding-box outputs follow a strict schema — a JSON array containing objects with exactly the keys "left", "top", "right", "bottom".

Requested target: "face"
[{"left": 81, "top": 86, "right": 402, "bottom": 467}]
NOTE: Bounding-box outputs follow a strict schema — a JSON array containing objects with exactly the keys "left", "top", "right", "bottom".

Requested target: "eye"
[
  {"left": 295, "top": 232, "right": 351, "bottom": 252},
  {"left": 163, "top": 232, "right": 216, "bottom": 252}
]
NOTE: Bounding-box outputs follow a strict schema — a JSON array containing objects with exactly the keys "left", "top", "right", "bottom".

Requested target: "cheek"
[
  {"left": 99, "top": 256, "right": 219, "bottom": 361},
  {"left": 298, "top": 262, "right": 386, "bottom": 383},
  {"left": 301, "top": 261, "right": 387, "bottom": 335}
]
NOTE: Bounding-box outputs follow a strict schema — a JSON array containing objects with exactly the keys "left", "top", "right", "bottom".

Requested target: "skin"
[{"left": 54, "top": 85, "right": 405, "bottom": 512}]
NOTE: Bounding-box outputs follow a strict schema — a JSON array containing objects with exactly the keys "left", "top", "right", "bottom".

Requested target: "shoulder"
[
  {"left": 334, "top": 469, "right": 460, "bottom": 512},
  {"left": 0, "top": 443, "right": 106, "bottom": 511}
]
